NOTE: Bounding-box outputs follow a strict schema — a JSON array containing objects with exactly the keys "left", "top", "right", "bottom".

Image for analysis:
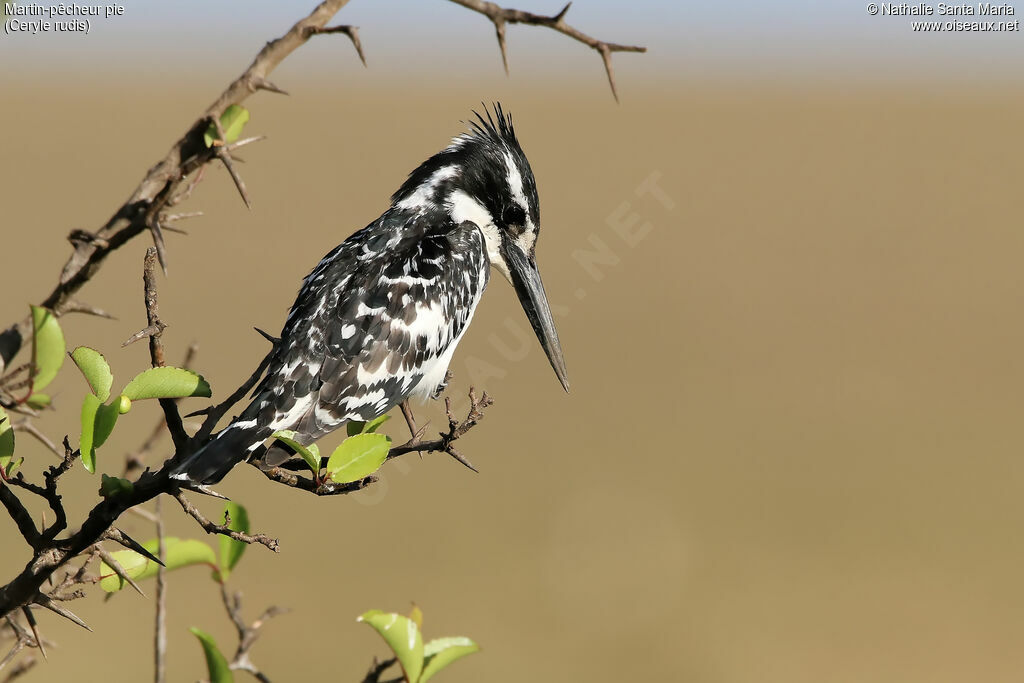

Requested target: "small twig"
[
  {"left": 10, "top": 421, "right": 61, "bottom": 460},
  {"left": 1, "top": 653, "right": 36, "bottom": 682},
  {"left": 154, "top": 496, "right": 166, "bottom": 683},
  {"left": 126, "top": 249, "right": 190, "bottom": 454},
  {"left": 172, "top": 491, "right": 280, "bottom": 552},
  {"left": 361, "top": 657, "right": 399, "bottom": 683},
  {"left": 221, "top": 583, "right": 287, "bottom": 683}
]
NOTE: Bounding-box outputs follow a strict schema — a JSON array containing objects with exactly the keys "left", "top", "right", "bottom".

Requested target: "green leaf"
[
  {"left": 0, "top": 409, "right": 16, "bottom": 475},
  {"left": 25, "top": 393, "right": 51, "bottom": 410},
  {"left": 99, "top": 474, "right": 134, "bottom": 498},
  {"left": 99, "top": 538, "right": 217, "bottom": 592},
  {"left": 94, "top": 402, "right": 120, "bottom": 449},
  {"left": 203, "top": 104, "right": 250, "bottom": 148},
  {"left": 30, "top": 306, "right": 65, "bottom": 391},
  {"left": 79, "top": 394, "right": 100, "bottom": 473},
  {"left": 420, "top": 637, "right": 481, "bottom": 683},
  {"left": 218, "top": 501, "right": 249, "bottom": 580},
  {"left": 70, "top": 346, "right": 113, "bottom": 402},
  {"left": 358, "top": 610, "right": 423, "bottom": 683},
  {"left": 121, "top": 367, "right": 211, "bottom": 401},
  {"left": 409, "top": 604, "right": 423, "bottom": 630},
  {"left": 270, "top": 430, "right": 321, "bottom": 475},
  {"left": 189, "top": 627, "right": 234, "bottom": 683},
  {"left": 79, "top": 395, "right": 120, "bottom": 473},
  {"left": 348, "top": 414, "right": 391, "bottom": 436},
  {"left": 327, "top": 433, "right": 391, "bottom": 484}
]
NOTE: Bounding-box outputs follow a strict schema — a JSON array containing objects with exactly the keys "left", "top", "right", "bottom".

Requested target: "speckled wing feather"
[{"left": 175, "top": 207, "right": 488, "bottom": 484}]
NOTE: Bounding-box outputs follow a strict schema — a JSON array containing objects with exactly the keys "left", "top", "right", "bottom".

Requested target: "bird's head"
[{"left": 391, "top": 104, "right": 569, "bottom": 392}]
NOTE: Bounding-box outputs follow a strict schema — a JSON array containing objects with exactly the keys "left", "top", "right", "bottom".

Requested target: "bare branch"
[
  {"left": 172, "top": 491, "right": 280, "bottom": 552},
  {"left": 0, "top": 486, "right": 39, "bottom": 548},
  {"left": 221, "top": 584, "right": 287, "bottom": 683},
  {"left": 447, "top": 0, "right": 646, "bottom": 101},
  {"left": 125, "top": 249, "right": 191, "bottom": 455}
]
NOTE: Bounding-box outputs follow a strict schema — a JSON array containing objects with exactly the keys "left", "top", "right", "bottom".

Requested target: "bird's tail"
[{"left": 170, "top": 420, "right": 270, "bottom": 485}]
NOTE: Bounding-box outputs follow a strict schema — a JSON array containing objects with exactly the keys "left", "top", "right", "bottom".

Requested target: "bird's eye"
[{"left": 502, "top": 205, "right": 526, "bottom": 232}]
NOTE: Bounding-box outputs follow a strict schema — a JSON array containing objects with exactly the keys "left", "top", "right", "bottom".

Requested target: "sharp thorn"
[
  {"left": 252, "top": 77, "right": 289, "bottom": 95},
  {"left": 21, "top": 606, "right": 45, "bottom": 660},
  {"left": 162, "top": 211, "right": 203, "bottom": 224},
  {"left": 107, "top": 527, "right": 165, "bottom": 566},
  {"left": 217, "top": 151, "right": 251, "bottom": 209},
  {"left": 446, "top": 447, "right": 479, "bottom": 474},
  {"left": 253, "top": 327, "right": 280, "bottom": 345},
  {"left": 599, "top": 46, "right": 619, "bottom": 103},
  {"left": 224, "top": 135, "right": 266, "bottom": 152},
  {"left": 494, "top": 21, "right": 509, "bottom": 76},
  {"left": 554, "top": 1, "right": 572, "bottom": 22},
  {"left": 350, "top": 27, "right": 367, "bottom": 67},
  {"left": 97, "top": 547, "right": 147, "bottom": 597},
  {"left": 150, "top": 221, "right": 169, "bottom": 275},
  {"left": 34, "top": 595, "right": 92, "bottom": 632}
]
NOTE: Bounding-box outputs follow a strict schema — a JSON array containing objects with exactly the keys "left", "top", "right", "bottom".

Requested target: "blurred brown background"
[{"left": 4, "top": 3, "right": 1024, "bottom": 681}]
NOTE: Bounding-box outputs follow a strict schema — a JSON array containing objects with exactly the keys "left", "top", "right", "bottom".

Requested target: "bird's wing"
[{"left": 244, "top": 209, "right": 488, "bottom": 445}]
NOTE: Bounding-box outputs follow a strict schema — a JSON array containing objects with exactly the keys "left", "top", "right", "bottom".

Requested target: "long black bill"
[{"left": 503, "top": 243, "right": 570, "bottom": 392}]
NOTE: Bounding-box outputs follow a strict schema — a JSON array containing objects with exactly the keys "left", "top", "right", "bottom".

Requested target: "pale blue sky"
[{"left": 2, "top": 0, "right": 1022, "bottom": 81}]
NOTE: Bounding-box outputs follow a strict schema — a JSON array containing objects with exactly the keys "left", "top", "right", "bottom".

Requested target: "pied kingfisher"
[{"left": 174, "top": 104, "right": 568, "bottom": 484}]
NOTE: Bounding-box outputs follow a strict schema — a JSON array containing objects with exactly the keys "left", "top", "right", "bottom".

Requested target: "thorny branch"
[
  {"left": 172, "top": 491, "right": 281, "bottom": 552},
  {"left": 268, "top": 387, "right": 494, "bottom": 494},
  {"left": 448, "top": 0, "right": 646, "bottom": 101}
]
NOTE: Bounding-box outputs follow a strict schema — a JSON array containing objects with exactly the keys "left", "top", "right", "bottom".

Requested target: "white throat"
[{"left": 447, "top": 189, "right": 511, "bottom": 282}]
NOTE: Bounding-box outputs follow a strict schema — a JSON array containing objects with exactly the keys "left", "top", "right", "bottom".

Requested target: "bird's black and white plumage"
[{"left": 174, "top": 104, "right": 568, "bottom": 485}]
